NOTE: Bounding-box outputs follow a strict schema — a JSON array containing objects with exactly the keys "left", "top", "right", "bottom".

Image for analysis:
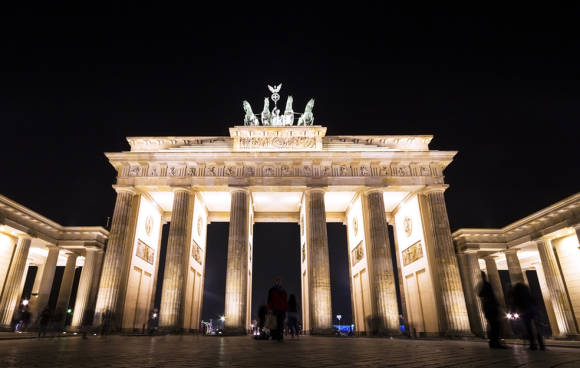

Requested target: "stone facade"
[
  {"left": 453, "top": 192, "right": 580, "bottom": 338},
  {"left": 0, "top": 194, "right": 108, "bottom": 331}
]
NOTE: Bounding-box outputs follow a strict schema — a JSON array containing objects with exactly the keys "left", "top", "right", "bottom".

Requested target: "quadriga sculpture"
[
  {"left": 261, "top": 97, "right": 271, "bottom": 126},
  {"left": 297, "top": 98, "right": 315, "bottom": 126},
  {"left": 242, "top": 101, "right": 259, "bottom": 126},
  {"left": 283, "top": 96, "right": 294, "bottom": 125}
]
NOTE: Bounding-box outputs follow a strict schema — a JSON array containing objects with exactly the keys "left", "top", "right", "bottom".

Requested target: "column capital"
[
  {"left": 361, "top": 187, "right": 385, "bottom": 195},
  {"left": 420, "top": 184, "right": 449, "bottom": 195},
  {"left": 534, "top": 238, "right": 550, "bottom": 248},
  {"left": 483, "top": 254, "right": 497, "bottom": 262},
  {"left": 170, "top": 186, "right": 193, "bottom": 194},
  {"left": 504, "top": 248, "right": 518, "bottom": 255},
  {"left": 304, "top": 186, "right": 326, "bottom": 194},
  {"left": 228, "top": 186, "right": 250, "bottom": 194},
  {"left": 571, "top": 223, "right": 580, "bottom": 232},
  {"left": 112, "top": 185, "right": 138, "bottom": 195}
]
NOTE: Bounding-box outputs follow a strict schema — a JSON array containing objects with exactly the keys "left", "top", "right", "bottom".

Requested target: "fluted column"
[
  {"left": 224, "top": 188, "right": 250, "bottom": 333},
  {"left": 94, "top": 188, "right": 137, "bottom": 327},
  {"left": 305, "top": 188, "right": 332, "bottom": 333},
  {"left": 505, "top": 249, "right": 526, "bottom": 285},
  {"left": 421, "top": 187, "right": 471, "bottom": 335},
  {"left": 71, "top": 249, "right": 99, "bottom": 329},
  {"left": 484, "top": 256, "right": 512, "bottom": 336},
  {"left": 361, "top": 189, "right": 399, "bottom": 334},
  {"left": 89, "top": 251, "right": 104, "bottom": 310},
  {"left": 0, "top": 237, "right": 31, "bottom": 329},
  {"left": 457, "top": 253, "right": 486, "bottom": 337},
  {"left": 536, "top": 238, "right": 578, "bottom": 336},
  {"left": 159, "top": 188, "right": 192, "bottom": 331},
  {"left": 55, "top": 253, "right": 78, "bottom": 327},
  {"left": 29, "top": 246, "right": 59, "bottom": 322}
]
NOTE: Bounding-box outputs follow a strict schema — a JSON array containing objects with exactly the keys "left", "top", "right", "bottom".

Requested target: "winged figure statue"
[{"left": 268, "top": 84, "right": 282, "bottom": 93}]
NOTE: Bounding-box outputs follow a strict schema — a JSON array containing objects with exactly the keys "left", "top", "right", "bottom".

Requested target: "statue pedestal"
[{"left": 229, "top": 126, "right": 327, "bottom": 152}]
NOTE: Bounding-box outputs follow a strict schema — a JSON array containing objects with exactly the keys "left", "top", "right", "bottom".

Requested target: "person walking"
[
  {"left": 287, "top": 294, "right": 299, "bottom": 338},
  {"left": 478, "top": 274, "right": 508, "bottom": 349},
  {"left": 510, "top": 282, "right": 545, "bottom": 350},
  {"left": 38, "top": 306, "right": 51, "bottom": 338},
  {"left": 267, "top": 278, "right": 288, "bottom": 342}
]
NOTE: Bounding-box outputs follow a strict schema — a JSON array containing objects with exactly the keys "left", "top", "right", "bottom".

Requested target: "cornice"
[
  {"left": 452, "top": 192, "right": 580, "bottom": 245},
  {"left": 0, "top": 194, "right": 109, "bottom": 247}
]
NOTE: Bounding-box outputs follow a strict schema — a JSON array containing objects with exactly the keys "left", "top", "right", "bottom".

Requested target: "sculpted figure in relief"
[
  {"left": 243, "top": 101, "right": 259, "bottom": 126},
  {"left": 297, "top": 98, "right": 315, "bottom": 126},
  {"left": 261, "top": 98, "right": 271, "bottom": 126},
  {"left": 283, "top": 96, "right": 294, "bottom": 125}
]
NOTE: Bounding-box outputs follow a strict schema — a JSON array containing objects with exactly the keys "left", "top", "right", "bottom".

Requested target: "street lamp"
[
  {"left": 336, "top": 314, "right": 342, "bottom": 328},
  {"left": 21, "top": 299, "right": 29, "bottom": 307}
]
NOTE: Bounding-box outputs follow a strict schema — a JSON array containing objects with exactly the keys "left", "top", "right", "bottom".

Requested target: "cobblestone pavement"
[{"left": 1, "top": 335, "right": 580, "bottom": 368}]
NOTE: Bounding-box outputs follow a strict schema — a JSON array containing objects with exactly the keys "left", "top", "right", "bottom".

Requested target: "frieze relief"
[
  {"left": 120, "top": 162, "right": 442, "bottom": 178},
  {"left": 238, "top": 136, "right": 317, "bottom": 150}
]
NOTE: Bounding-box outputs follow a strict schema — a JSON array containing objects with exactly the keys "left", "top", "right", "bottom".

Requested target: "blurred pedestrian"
[
  {"left": 267, "top": 278, "right": 288, "bottom": 342},
  {"left": 510, "top": 282, "right": 545, "bottom": 350},
  {"left": 38, "top": 306, "right": 51, "bottom": 338},
  {"left": 287, "top": 294, "right": 299, "bottom": 338},
  {"left": 478, "top": 274, "right": 508, "bottom": 349}
]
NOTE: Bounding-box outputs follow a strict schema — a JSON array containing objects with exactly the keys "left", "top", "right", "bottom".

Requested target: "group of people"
[
  {"left": 257, "top": 278, "right": 300, "bottom": 341},
  {"left": 12, "top": 305, "right": 95, "bottom": 338},
  {"left": 478, "top": 274, "right": 546, "bottom": 350}
]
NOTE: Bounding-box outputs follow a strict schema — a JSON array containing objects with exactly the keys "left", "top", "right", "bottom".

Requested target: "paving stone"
[{"left": 1, "top": 335, "right": 580, "bottom": 367}]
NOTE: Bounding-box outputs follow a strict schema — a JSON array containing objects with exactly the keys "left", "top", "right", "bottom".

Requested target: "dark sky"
[{"left": 2, "top": 5, "right": 579, "bottom": 324}]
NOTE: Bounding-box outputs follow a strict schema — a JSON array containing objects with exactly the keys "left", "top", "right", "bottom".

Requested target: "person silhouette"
[
  {"left": 478, "top": 273, "right": 508, "bottom": 349},
  {"left": 267, "top": 278, "right": 288, "bottom": 341},
  {"left": 509, "top": 282, "right": 545, "bottom": 350}
]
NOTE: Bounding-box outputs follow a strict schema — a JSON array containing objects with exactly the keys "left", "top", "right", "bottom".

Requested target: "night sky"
[{"left": 2, "top": 5, "right": 579, "bottom": 325}]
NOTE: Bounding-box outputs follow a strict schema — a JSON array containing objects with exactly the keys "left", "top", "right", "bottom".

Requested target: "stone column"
[
  {"left": 457, "top": 253, "right": 486, "bottom": 337},
  {"left": 159, "top": 188, "right": 192, "bottom": 331},
  {"left": 0, "top": 237, "right": 31, "bottom": 329},
  {"left": 305, "top": 188, "right": 333, "bottom": 333},
  {"left": 71, "top": 249, "right": 99, "bottom": 329},
  {"left": 89, "top": 251, "right": 104, "bottom": 310},
  {"left": 505, "top": 249, "right": 526, "bottom": 285},
  {"left": 224, "top": 188, "right": 251, "bottom": 334},
  {"left": 94, "top": 188, "right": 137, "bottom": 327},
  {"left": 573, "top": 223, "right": 580, "bottom": 246},
  {"left": 536, "top": 238, "right": 578, "bottom": 336},
  {"left": 29, "top": 246, "right": 59, "bottom": 321},
  {"left": 484, "top": 256, "right": 512, "bottom": 336},
  {"left": 55, "top": 253, "right": 78, "bottom": 327},
  {"left": 361, "top": 189, "right": 399, "bottom": 334},
  {"left": 421, "top": 187, "right": 471, "bottom": 335}
]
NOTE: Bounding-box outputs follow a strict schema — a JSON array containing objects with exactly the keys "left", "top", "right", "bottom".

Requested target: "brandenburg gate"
[{"left": 93, "top": 87, "right": 471, "bottom": 336}]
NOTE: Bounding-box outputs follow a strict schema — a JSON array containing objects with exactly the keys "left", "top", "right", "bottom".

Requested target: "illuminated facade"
[
  {"left": 453, "top": 193, "right": 580, "bottom": 338},
  {"left": 96, "top": 123, "right": 472, "bottom": 336},
  {"left": 0, "top": 194, "right": 108, "bottom": 330}
]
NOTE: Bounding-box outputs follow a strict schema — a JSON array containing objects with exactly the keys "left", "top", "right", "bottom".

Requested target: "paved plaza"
[{"left": 1, "top": 335, "right": 580, "bottom": 368}]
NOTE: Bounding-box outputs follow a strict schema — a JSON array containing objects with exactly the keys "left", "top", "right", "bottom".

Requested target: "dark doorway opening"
[
  {"left": 251, "top": 223, "right": 301, "bottom": 322},
  {"left": 201, "top": 222, "right": 229, "bottom": 322},
  {"left": 328, "top": 223, "right": 353, "bottom": 327}
]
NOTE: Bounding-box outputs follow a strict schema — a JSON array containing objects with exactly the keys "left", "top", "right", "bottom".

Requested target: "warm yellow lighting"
[{"left": 0, "top": 232, "right": 14, "bottom": 251}]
